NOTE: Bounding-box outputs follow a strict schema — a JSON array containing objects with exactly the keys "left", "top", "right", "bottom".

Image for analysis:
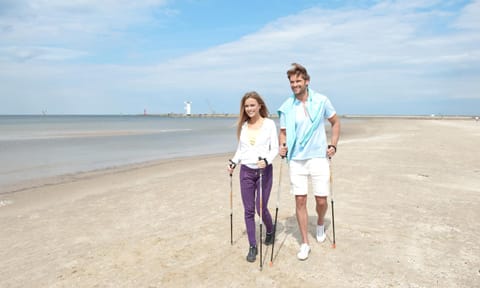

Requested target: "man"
[{"left": 278, "top": 63, "right": 340, "bottom": 260}]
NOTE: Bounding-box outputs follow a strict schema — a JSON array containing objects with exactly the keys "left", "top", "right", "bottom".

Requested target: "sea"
[{"left": 0, "top": 115, "right": 241, "bottom": 193}]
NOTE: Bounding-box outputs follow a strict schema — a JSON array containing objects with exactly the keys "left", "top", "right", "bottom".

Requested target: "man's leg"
[
  {"left": 289, "top": 159, "right": 311, "bottom": 260},
  {"left": 315, "top": 196, "right": 328, "bottom": 225},
  {"left": 310, "top": 158, "right": 330, "bottom": 243},
  {"left": 315, "top": 196, "right": 328, "bottom": 242},
  {"left": 295, "top": 194, "right": 311, "bottom": 260},
  {"left": 295, "top": 195, "right": 309, "bottom": 244}
]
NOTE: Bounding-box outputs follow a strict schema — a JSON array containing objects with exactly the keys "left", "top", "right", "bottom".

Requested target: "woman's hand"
[
  {"left": 227, "top": 160, "right": 236, "bottom": 175},
  {"left": 257, "top": 159, "right": 267, "bottom": 169}
]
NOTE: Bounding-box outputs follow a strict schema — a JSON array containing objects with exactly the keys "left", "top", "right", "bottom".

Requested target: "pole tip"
[
  {"left": 332, "top": 243, "right": 336, "bottom": 249},
  {"left": 269, "top": 261, "right": 273, "bottom": 267}
]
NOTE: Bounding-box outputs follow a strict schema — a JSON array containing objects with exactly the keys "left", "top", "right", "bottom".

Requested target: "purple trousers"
[{"left": 239, "top": 164, "right": 274, "bottom": 246}]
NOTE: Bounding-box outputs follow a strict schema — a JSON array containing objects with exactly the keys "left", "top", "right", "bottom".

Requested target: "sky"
[{"left": 0, "top": 0, "right": 479, "bottom": 116}]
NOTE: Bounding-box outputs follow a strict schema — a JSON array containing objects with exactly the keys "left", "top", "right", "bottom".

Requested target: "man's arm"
[{"left": 327, "top": 114, "right": 340, "bottom": 157}]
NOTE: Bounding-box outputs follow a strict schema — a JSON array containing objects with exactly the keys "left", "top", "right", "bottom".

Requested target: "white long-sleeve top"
[{"left": 231, "top": 118, "right": 279, "bottom": 169}]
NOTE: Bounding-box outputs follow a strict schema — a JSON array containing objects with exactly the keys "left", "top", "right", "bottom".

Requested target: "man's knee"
[
  {"left": 315, "top": 196, "right": 327, "bottom": 206},
  {"left": 295, "top": 195, "right": 307, "bottom": 208}
]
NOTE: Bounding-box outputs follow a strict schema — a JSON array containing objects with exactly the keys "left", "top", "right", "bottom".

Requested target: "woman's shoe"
[
  {"left": 264, "top": 232, "right": 274, "bottom": 245},
  {"left": 246, "top": 246, "right": 258, "bottom": 262}
]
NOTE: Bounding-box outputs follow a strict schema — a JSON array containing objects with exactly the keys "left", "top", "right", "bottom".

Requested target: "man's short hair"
[{"left": 287, "top": 63, "right": 310, "bottom": 81}]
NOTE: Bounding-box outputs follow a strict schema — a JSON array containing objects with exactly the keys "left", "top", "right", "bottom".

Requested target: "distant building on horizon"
[{"left": 184, "top": 101, "right": 192, "bottom": 116}]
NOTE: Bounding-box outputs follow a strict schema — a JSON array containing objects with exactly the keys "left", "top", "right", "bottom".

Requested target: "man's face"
[{"left": 289, "top": 73, "right": 309, "bottom": 97}]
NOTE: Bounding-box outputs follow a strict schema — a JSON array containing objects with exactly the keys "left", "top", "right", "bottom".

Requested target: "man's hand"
[
  {"left": 279, "top": 144, "right": 288, "bottom": 158},
  {"left": 327, "top": 145, "right": 337, "bottom": 158}
]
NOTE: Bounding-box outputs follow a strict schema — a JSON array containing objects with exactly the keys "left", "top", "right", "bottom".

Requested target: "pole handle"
[{"left": 281, "top": 143, "right": 286, "bottom": 159}]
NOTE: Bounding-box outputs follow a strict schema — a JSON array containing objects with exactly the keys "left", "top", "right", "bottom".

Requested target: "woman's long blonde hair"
[{"left": 236, "top": 91, "right": 270, "bottom": 139}]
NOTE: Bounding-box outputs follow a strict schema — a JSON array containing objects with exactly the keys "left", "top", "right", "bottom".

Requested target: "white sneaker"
[
  {"left": 297, "top": 243, "right": 311, "bottom": 260},
  {"left": 316, "top": 225, "right": 326, "bottom": 243}
]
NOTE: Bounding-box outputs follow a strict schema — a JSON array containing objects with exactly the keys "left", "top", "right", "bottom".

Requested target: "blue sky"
[{"left": 1, "top": 0, "right": 479, "bottom": 115}]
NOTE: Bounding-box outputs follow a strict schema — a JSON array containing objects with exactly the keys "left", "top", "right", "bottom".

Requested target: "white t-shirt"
[{"left": 231, "top": 118, "right": 279, "bottom": 169}]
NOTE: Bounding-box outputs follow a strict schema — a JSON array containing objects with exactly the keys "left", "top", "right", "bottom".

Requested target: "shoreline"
[
  {"left": 2, "top": 116, "right": 478, "bottom": 196},
  {"left": 2, "top": 113, "right": 479, "bottom": 120},
  {"left": 146, "top": 114, "right": 479, "bottom": 120},
  {"left": 0, "top": 117, "right": 366, "bottom": 195}
]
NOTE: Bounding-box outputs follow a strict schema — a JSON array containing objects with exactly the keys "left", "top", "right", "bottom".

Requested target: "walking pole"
[
  {"left": 269, "top": 143, "right": 285, "bottom": 267},
  {"left": 258, "top": 157, "right": 264, "bottom": 270},
  {"left": 329, "top": 158, "right": 336, "bottom": 248},
  {"left": 229, "top": 160, "right": 236, "bottom": 245}
]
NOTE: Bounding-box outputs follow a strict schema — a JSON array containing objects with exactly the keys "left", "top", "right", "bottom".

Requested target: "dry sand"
[{"left": 1, "top": 118, "right": 479, "bottom": 287}]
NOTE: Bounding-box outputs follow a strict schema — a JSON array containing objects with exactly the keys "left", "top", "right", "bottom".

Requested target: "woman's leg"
[
  {"left": 240, "top": 165, "right": 257, "bottom": 246},
  {"left": 256, "top": 165, "right": 274, "bottom": 234}
]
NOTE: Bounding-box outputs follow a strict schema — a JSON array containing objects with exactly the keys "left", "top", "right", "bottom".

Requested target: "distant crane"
[{"left": 206, "top": 99, "right": 215, "bottom": 114}]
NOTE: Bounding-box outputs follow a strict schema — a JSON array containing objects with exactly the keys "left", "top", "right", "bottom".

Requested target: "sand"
[{"left": 1, "top": 118, "right": 479, "bottom": 287}]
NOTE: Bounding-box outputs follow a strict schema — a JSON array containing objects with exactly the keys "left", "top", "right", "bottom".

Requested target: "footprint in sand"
[{"left": 0, "top": 200, "right": 13, "bottom": 207}]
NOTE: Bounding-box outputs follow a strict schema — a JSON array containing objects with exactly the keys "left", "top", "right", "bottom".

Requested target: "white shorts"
[{"left": 289, "top": 158, "right": 330, "bottom": 197}]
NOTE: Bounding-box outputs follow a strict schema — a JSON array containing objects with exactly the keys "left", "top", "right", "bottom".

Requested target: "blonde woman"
[{"left": 227, "top": 91, "right": 279, "bottom": 263}]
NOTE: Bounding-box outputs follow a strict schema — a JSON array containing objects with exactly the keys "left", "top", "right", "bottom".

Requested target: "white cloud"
[
  {"left": 0, "top": 0, "right": 169, "bottom": 44},
  {"left": 0, "top": 0, "right": 479, "bottom": 114},
  {"left": 454, "top": 0, "right": 480, "bottom": 29},
  {"left": 147, "top": 2, "right": 479, "bottom": 98},
  {"left": 0, "top": 46, "right": 88, "bottom": 61}
]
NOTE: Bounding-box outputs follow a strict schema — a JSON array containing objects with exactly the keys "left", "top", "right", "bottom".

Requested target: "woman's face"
[{"left": 244, "top": 97, "right": 261, "bottom": 119}]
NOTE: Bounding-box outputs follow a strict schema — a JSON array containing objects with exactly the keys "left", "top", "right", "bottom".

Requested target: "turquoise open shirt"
[{"left": 278, "top": 88, "right": 336, "bottom": 161}]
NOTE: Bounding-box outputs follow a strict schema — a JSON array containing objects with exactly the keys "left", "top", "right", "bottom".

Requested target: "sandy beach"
[{"left": 1, "top": 118, "right": 479, "bottom": 287}]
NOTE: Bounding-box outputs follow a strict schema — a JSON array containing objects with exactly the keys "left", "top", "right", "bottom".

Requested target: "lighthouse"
[{"left": 184, "top": 101, "right": 192, "bottom": 116}]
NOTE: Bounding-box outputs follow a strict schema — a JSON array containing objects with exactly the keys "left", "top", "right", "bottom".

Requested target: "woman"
[{"left": 227, "top": 91, "right": 279, "bottom": 263}]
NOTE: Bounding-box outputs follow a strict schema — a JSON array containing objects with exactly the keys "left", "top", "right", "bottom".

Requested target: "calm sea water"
[{"left": 0, "top": 115, "right": 240, "bottom": 192}]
